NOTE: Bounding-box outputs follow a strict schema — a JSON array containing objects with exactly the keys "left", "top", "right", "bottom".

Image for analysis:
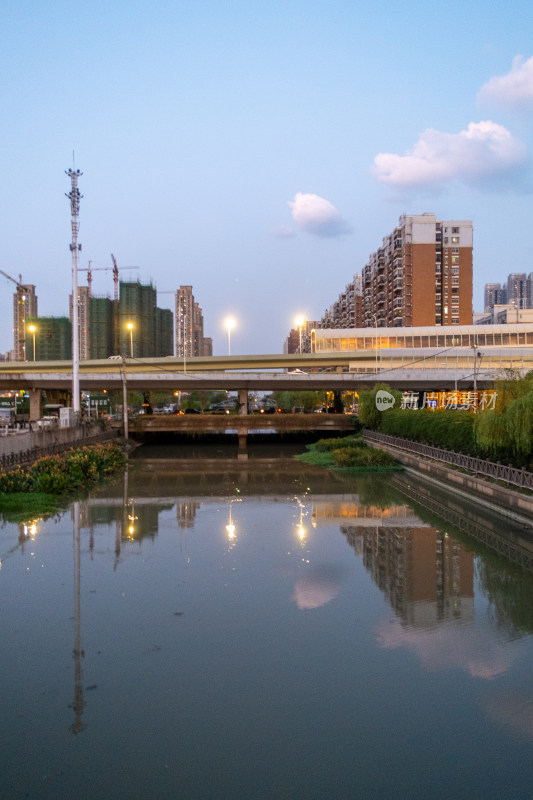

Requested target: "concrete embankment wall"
[
  {"left": 0, "top": 422, "right": 117, "bottom": 459},
  {"left": 364, "top": 434, "right": 533, "bottom": 523}
]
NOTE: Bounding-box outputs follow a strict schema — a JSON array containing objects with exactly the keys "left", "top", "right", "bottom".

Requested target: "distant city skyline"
[{"left": 1, "top": 1, "right": 533, "bottom": 355}]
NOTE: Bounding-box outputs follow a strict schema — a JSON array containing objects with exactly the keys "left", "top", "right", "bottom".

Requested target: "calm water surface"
[{"left": 2, "top": 441, "right": 533, "bottom": 799}]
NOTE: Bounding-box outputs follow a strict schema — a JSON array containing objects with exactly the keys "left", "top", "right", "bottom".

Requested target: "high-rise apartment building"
[
  {"left": 25, "top": 316, "right": 72, "bottom": 361},
  {"left": 507, "top": 273, "right": 530, "bottom": 309},
  {"left": 119, "top": 281, "right": 156, "bottom": 357},
  {"left": 484, "top": 283, "right": 507, "bottom": 312},
  {"left": 118, "top": 281, "right": 174, "bottom": 357},
  {"left": 89, "top": 296, "right": 115, "bottom": 359},
  {"left": 484, "top": 272, "right": 533, "bottom": 314},
  {"left": 320, "top": 275, "right": 363, "bottom": 331},
  {"left": 155, "top": 308, "right": 174, "bottom": 357},
  {"left": 13, "top": 284, "right": 38, "bottom": 360},
  {"left": 312, "top": 214, "right": 473, "bottom": 343},
  {"left": 362, "top": 214, "right": 473, "bottom": 327},
  {"left": 284, "top": 319, "right": 320, "bottom": 354},
  {"left": 175, "top": 286, "right": 212, "bottom": 357}
]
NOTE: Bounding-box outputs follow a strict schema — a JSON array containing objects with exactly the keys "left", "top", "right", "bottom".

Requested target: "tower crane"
[
  {"left": 78, "top": 258, "right": 139, "bottom": 297},
  {"left": 111, "top": 254, "right": 140, "bottom": 301},
  {"left": 0, "top": 268, "right": 28, "bottom": 291}
]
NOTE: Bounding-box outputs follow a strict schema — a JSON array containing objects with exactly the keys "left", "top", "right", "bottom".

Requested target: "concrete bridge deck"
[{"left": 132, "top": 412, "right": 355, "bottom": 438}]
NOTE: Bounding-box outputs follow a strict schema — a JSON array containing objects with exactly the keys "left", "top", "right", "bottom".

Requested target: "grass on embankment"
[
  {"left": 296, "top": 434, "right": 402, "bottom": 472},
  {"left": 0, "top": 492, "right": 66, "bottom": 521},
  {"left": 0, "top": 443, "right": 127, "bottom": 521}
]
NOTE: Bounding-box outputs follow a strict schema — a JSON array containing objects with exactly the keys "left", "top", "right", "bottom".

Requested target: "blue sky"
[{"left": 1, "top": 0, "right": 533, "bottom": 355}]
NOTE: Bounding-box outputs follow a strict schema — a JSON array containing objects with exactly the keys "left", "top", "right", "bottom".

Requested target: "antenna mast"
[{"left": 66, "top": 167, "right": 83, "bottom": 418}]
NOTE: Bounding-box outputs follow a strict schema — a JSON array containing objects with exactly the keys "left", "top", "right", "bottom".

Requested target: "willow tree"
[
  {"left": 475, "top": 374, "right": 533, "bottom": 462},
  {"left": 505, "top": 392, "right": 533, "bottom": 462},
  {"left": 357, "top": 383, "right": 401, "bottom": 431},
  {"left": 474, "top": 409, "right": 512, "bottom": 460}
]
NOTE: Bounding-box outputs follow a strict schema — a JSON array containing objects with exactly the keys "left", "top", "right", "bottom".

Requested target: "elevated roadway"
[{"left": 0, "top": 351, "right": 498, "bottom": 393}]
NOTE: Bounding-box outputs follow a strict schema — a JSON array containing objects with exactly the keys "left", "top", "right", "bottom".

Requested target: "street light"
[
  {"left": 472, "top": 345, "right": 482, "bottom": 395},
  {"left": 126, "top": 322, "right": 134, "bottom": 358},
  {"left": 225, "top": 317, "right": 235, "bottom": 356},
  {"left": 28, "top": 324, "right": 36, "bottom": 361},
  {"left": 295, "top": 316, "right": 305, "bottom": 353}
]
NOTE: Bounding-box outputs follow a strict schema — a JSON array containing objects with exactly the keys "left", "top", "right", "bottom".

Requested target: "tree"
[{"left": 358, "top": 383, "right": 401, "bottom": 430}]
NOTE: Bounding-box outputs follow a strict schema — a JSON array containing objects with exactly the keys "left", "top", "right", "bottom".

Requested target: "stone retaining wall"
[
  {"left": 0, "top": 422, "right": 116, "bottom": 459},
  {"left": 364, "top": 434, "right": 533, "bottom": 522}
]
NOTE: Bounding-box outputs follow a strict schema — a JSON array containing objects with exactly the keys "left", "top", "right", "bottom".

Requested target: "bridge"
[
  {"left": 0, "top": 348, "right": 511, "bottom": 421},
  {"left": 132, "top": 409, "right": 355, "bottom": 452}
]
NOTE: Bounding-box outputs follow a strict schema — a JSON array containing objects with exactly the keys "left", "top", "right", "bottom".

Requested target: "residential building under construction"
[
  {"left": 24, "top": 316, "right": 72, "bottom": 361},
  {"left": 118, "top": 280, "right": 173, "bottom": 358}
]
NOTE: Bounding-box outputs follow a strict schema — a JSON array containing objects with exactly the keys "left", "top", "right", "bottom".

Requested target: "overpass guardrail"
[{"left": 364, "top": 430, "right": 533, "bottom": 491}]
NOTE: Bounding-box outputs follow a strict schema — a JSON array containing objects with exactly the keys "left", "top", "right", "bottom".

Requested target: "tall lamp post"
[
  {"left": 225, "top": 317, "right": 235, "bottom": 356},
  {"left": 472, "top": 345, "right": 482, "bottom": 395},
  {"left": 127, "top": 322, "right": 134, "bottom": 358},
  {"left": 28, "top": 324, "right": 36, "bottom": 361}
]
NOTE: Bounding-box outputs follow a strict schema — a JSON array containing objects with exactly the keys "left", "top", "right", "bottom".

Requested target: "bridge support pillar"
[
  {"left": 238, "top": 431, "right": 248, "bottom": 461},
  {"left": 238, "top": 389, "right": 248, "bottom": 415},
  {"left": 29, "top": 389, "right": 42, "bottom": 422}
]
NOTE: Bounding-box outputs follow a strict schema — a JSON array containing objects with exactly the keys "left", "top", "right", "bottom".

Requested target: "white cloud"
[
  {"left": 372, "top": 121, "right": 528, "bottom": 190},
  {"left": 288, "top": 192, "right": 352, "bottom": 237},
  {"left": 478, "top": 55, "right": 533, "bottom": 110},
  {"left": 378, "top": 618, "right": 513, "bottom": 680},
  {"left": 272, "top": 224, "right": 297, "bottom": 239}
]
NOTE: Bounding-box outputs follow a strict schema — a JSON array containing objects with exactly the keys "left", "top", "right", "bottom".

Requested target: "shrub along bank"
[
  {"left": 356, "top": 376, "right": 533, "bottom": 469},
  {"left": 297, "top": 434, "right": 401, "bottom": 471},
  {"left": 0, "top": 443, "right": 126, "bottom": 517}
]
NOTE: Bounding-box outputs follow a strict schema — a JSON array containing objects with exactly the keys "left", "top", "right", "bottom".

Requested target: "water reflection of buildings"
[
  {"left": 312, "top": 499, "right": 474, "bottom": 627},
  {"left": 177, "top": 501, "right": 200, "bottom": 530}
]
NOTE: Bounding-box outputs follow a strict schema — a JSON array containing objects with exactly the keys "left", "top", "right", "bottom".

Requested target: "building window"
[{"left": 451, "top": 227, "right": 459, "bottom": 234}]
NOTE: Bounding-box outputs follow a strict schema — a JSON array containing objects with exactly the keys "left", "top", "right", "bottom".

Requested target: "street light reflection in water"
[{"left": 1, "top": 450, "right": 533, "bottom": 800}]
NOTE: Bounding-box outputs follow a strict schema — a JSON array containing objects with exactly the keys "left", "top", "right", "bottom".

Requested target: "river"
[{"left": 1, "top": 440, "right": 533, "bottom": 799}]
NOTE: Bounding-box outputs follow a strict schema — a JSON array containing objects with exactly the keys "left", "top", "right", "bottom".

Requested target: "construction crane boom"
[
  {"left": 78, "top": 258, "right": 139, "bottom": 297},
  {"left": 0, "top": 268, "right": 27, "bottom": 289},
  {"left": 110, "top": 254, "right": 140, "bottom": 301}
]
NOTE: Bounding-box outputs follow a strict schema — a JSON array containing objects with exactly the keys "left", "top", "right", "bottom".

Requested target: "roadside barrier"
[
  {"left": 0, "top": 430, "right": 118, "bottom": 471},
  {"left": 364, "top": 430, "right": 533, "bottom": 491}
]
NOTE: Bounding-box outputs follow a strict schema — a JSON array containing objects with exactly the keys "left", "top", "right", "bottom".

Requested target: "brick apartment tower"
[{"left": 362, "top": 214, "right": 473, "bottom": 327}]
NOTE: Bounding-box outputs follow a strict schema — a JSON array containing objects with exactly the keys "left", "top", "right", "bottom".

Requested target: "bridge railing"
[
  {"left": 364, "top": 430, "right": 533, "bottom": 491},
  {"left": 0, "top": 430, "right": 118, "bottom": 472}
]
